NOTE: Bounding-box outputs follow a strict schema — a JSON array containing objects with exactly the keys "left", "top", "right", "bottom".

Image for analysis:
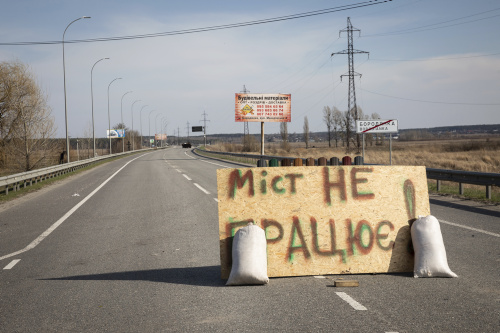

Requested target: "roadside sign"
[
  {"left": 356, "top": 119, "right": 398, "bottom": 134},
  {"left": 235, "top": 93, "right": 291, "bottom": 122},
  {"left": 192, "top": 126, "right": 203, "bottom": 132}
]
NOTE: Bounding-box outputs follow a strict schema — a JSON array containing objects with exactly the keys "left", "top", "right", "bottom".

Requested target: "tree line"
[{"left": 0, "top": 60, "right": 57, "bottom": 174}]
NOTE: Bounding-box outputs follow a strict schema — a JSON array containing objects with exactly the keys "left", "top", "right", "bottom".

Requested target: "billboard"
[
  {"left": 356, "top": 120, "right": 398, "bottom": 134},
  {"left": 235, "top": 93, "right": 291, "bottom": 122},
  {"left": 107, "top": 129, "right": 125, "bottom": 138},
  {"left": 155, "top": 134, "right": 167, "bottom": 140}
]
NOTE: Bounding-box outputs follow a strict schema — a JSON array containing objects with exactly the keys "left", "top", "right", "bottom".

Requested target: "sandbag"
[
  {"left": 226, "top": 223, "right": 269, "bottom": 286},
  {"left": 411, "top": 215, "right": 458, "bottom": 278}
]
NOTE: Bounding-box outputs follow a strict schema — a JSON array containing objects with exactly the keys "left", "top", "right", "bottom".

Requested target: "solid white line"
[
  {"left": 335, "top": 292, "right": 367, "bottom": 311},
  {"left": 199, "top": 159, "right": 230, "bottom": 168},
  {"left": 0, "top": 154, "right": 147, "bottom": 262},
  {"left": 194, "top": 183, "right": 210, "bottom": 195},
  {"left": 3, "top": 259, "right": 21, "bottom": 270},
  {"left": 182, "top": 174, "right": 192, "bottom": 181},
  {"left": 439, "top": 219, "right": 500, "bottom": 238},
  {"left": 213, "top": 198, "right": 219, "bottom": 202}
]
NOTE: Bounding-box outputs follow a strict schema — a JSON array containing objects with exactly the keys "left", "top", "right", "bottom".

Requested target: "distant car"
[{"left": 182, "top": 142, "right": 192, "bottom": 148}]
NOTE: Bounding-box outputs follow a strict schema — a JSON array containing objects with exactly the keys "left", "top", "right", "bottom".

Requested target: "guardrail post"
[
  {"left": 293, "top": 158, "right": 303, "bottom": 166},
  {"left": 437, "top": 180, "right": 441, "bottom": 192},
  {"left": 269, "top": 159, "right": 279, "bottom": 167},
  {"left": 459, "top": 183, "right": 464, "bottom": 195},
  {"left": 5, "top": 185, "right": 8, "bottom": 195},
  {"left": 318, "top": 157, "right": 327, "bottom": 166},
  {"left": 281, "top": 159, "right": 292, "bottom": 167},
  {"left": 306, "top": 158, "right": 315, "bottom": 166},
  {"left": 486, "top": 185, "right": 492, "bottom": 200}
]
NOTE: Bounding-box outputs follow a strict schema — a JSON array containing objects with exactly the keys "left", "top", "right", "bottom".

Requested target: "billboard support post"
[{"left": 260, "top": 122, "right": 264, "bottom": 156}]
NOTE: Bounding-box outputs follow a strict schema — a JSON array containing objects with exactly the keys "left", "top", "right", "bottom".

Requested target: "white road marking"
[
  {"left": 0, "top": 154, "right": 148, "bottom": 262},
  {"left": 199, "top": 159, "right": 231, "bottom": 168},
  {"left": 175, "top": 169, "right": 182, "bottom": 173},
  {"left": 335, "top": 292, "right": 367, "bottom": 311},
  {"left": 213, "top": 198, "right": 219, "bottom": 202},
  {"left": 182, "top": 174, "right": 192, "bottom": 181},
  {"left": 3, "top": 259, "right": 21, "bottom": 270},
  {"left": 194, "top": 183, "right": 210, "bottom": 195},
  {"left": 439, "top": 219, "right": 500, "bottom": 238}
]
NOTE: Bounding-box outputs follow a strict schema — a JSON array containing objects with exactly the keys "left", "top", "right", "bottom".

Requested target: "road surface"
[{"left": 1, "top": 148, "right": 498, "bottom": 332}]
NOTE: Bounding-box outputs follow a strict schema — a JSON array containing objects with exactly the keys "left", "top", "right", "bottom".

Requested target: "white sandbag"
[
  {"left": 411, "top": 215, "right": 458, "bottom": 278},
  {"left": 226, "top": 222, "right": 269, "bottom": 286}
]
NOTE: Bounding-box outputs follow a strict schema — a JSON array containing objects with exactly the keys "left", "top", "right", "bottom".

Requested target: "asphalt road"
[{"left": 0, "top": 147, "right": 498, "bottom": 332}]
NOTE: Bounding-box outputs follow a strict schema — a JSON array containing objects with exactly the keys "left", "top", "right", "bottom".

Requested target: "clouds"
[{"left": 0, "top": 0, "right": 499, "bottom": 138}]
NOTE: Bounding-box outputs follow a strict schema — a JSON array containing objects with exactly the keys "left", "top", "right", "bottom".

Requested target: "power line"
[
  {"left": 369, "top": 52, "right": 500, "bottom": 62},
  {"left": 0, "top": 0, "right": 393, "bottom": 46},
  {"left": 360, "top": 88, "right": 500, "bottom": 105},
  {"left": 364, "top": 8, "right": 500, "bottom": 37}
]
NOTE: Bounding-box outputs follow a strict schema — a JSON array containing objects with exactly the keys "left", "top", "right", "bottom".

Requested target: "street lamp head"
[{"left": 83, "top": 16, "right": 91, "bottom": 19}]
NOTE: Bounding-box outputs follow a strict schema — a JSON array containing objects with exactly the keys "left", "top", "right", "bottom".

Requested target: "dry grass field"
[{"left": 207, "top": 136, "right": 500, "bottom": 201}]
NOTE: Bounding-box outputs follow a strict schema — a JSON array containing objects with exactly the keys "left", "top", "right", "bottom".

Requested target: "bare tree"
[
  {"left": 303, "top": 116, "right": 309, "bottom": 149},
  {"left": 332, "top": 107, "right": 342, "bottom": 148},
  {"left": 323, "top": 106, "right": 334, "bottom": 147},
  {"left": 0, "top": 61, "right": 56, "bottom": 172}
]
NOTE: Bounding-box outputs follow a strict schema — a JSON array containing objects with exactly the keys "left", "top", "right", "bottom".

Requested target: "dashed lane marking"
[
  {"left": 194, "top": 183, "right": 210, "bottom": 195},
  {"left": 3, "top": 259, "right": 21, "bottom": 270},
  {"left": 182, "top": 174, "right": 192, "bottom": 181},
  {"left": 335, "top": 292, "right": 367, "bottom": 311}
]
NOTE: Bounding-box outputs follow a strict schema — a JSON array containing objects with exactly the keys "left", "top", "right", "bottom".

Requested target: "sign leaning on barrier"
[{"left": 217, "top": 165, "right": 430, "bottom": 279}]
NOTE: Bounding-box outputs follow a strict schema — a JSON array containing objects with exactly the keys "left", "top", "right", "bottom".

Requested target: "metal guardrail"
[
  {"left": 195, "top": 148, "right": 499, "bottom": 200},
  {"left": 0, "top": 148, "right": 157, "bottom": 196}
]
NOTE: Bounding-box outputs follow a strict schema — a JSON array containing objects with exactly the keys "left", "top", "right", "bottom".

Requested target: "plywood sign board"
[{"left": 217, "top": 166, "right": 430, "bottom": 279}]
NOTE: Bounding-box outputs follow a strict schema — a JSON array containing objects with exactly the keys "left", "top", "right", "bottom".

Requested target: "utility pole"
[
  {"left": 332, "top": 17, "right": 369, "bottom": 152},
  {"left": 200, "top": 111, "right": 211, "bottom": 146},
  {"left": 241, "top": 85, "right": 250, "bottom": 142},
  {"left": 177, "top": 126, "right": 180, "bottom": 145},
  {"left": 186, "top": 121, "right": 190, "bottom": 142}
]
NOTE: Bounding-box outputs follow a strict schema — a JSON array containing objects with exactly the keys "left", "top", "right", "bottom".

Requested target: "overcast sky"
[{"left": 1, "top": 0, "right": 499, "bottom": 139}]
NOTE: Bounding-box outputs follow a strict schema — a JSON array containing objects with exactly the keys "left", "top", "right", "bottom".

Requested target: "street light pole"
[
  {"left": 63, "top": 16, "right": 90, "bottom": 163},
  {"left": 91, "top": 57, "right": 109, "bottom": 158},
  {"left": 139, "top": 105, "right": 148, "bottom": 149},
  {"left": 107, "top": 77, "right": 122, "bottom": 155},
  {"left": 131, "top": 100, "right": 141, "bottom": 151},
  {"left": 148, "top": 110, "right": 155, "bottom": 148},
  {"left": 120, "top": 91, "right": 132, "bottom": 152}
]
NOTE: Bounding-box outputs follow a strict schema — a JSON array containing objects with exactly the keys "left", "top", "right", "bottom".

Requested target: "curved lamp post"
[
  {"left": 63, "top": 16, "right": 90, "bottom": 163},
  {"left": 130, "top": 100, "right": 141, "bottom": 150},
  {"left": 120, "top": 91, "right": 132, "bottom": 152},
  {"left": 107, "top": 77, "right": 122, "bottom": 155},
  {"left": 148, "top": 110, "right": 155, "bottom": 148},
  {"left": 139, "top": 105, "right": 148, "bottom": 149},
  {"left": 90, "top": 57, "right": 109, "bottom": 158}
]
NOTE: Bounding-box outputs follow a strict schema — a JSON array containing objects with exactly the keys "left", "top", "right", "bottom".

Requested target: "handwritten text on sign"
[{"left": 217, "top": 166, "right": 430, "bottom": 278}]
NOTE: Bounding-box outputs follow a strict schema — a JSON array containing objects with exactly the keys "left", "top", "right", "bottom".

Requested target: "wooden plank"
[{"left": 217, "top": 166, "right": 430, "bottom": 279}]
